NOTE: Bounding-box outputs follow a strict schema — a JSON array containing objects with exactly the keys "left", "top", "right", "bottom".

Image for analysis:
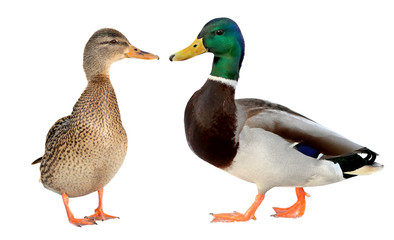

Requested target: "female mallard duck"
[
  {"left": 32, "top": 28, "right": 158, "bottom": 226},
  {"left": 169, "top": 18, "right": 383, "bottom": 222}
]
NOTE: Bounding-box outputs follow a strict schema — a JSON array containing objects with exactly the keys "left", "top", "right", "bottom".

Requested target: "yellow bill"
[{"left": 169, "top": 38, "right": 207, "bottom": 61}]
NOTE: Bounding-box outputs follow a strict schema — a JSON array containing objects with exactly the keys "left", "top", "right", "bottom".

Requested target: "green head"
[{"left": 170, "top": 18, "right": 245, "bottom": 80}]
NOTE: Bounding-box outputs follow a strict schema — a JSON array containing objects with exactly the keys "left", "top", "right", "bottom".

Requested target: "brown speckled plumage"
[
  {"left": 32, "top": 28, "right": 158, "bottom": 226},
  {"left": 39, "top": 75, "right": 127, "bottom": 197},
  {"left": 34, "top": 29, "right": 130, "bottom": 198}
]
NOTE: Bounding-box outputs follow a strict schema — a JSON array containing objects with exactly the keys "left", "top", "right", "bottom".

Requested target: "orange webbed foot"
[
  {"left": 85, "top": 207, "right": 119, "bottom": 221},
  {"left": 62, "top": 193, "right": 97, "bottom": 227},
  {"left": 85, "top": 188, "right": 119, "bottom": 222},
  {"left": 272, "top": 187, "right": 310, "bottom": 218},
  {"left": 211, "top": 211, "right": 257, "bottom": 223},
  {"left": 68, "top": 216, "right": 97, "bottom": 227},
  {"left": 210, "top": 194, "right": 264, "bottom": 223}
]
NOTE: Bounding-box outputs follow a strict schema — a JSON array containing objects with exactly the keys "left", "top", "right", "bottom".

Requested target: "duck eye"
[
  {"left": 109, "top": 39, "right": 118, "bottom": 44},
  {"left": 215, "top": 29, "right": 224, "bottom": 35}
]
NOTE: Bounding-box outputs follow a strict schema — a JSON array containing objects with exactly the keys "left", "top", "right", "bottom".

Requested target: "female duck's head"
[
  {"left": 83, "top": 28, "right": 158, "bottom": 80},
  {"left": 170, "top": 18, "right": 245, "bottom": 80}
]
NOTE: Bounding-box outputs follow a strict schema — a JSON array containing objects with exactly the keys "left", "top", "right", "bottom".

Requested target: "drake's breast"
[{"left": 184, "top": 81, "right": 238, "bottom": 169}]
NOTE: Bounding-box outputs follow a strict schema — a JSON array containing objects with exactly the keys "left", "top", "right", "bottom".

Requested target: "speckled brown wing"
[
  {"left": 32, "top": 115, "right": 71, "bottom": 165},
  {"left": 236, "top": 98, "right": 363, "bottom": 157},
  {"left": 45, "top": 116, "right": 71, "bottom": 152}
]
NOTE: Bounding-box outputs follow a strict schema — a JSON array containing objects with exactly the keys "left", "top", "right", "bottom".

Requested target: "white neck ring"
[{"left": 208, "top": 75, "right": 237, "bottom": 88}]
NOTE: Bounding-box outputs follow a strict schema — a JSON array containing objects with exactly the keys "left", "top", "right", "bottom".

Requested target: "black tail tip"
[{"left": 327, "top": 147, "right": 380, "bottom": 178}]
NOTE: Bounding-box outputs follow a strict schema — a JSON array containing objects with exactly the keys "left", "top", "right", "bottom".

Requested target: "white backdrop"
[{"left": 1, "top": 0, "right": 393, "bottom": 239}]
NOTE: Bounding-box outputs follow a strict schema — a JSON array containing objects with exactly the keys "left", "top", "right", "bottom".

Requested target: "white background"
[{"left": 1, "top": 0, "right": 393, "bottom": 239}]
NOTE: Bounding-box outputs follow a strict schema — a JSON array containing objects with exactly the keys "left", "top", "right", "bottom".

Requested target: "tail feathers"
[
  {"left": 326, "top": 148, "right": 383, "bottom": 178},
  {"left": 32, "top": 157, "right": 42, "bottom": 165},
  {"left": 345, "top": 162, "right": 384, "bottom": 176}
]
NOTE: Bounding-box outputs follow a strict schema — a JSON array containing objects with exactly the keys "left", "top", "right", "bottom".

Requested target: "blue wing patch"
[{"left": 296, "top": 144, "right": 320, "bottom": 158}]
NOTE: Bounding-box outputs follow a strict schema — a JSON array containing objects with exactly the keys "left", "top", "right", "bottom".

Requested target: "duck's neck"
[
  {"left": 83, "top": 57, "right": 111, "bottom": 80},
  {"left": 71, "top": 74, "right": 122, "bottom": 127},
  {"left": 88, "top": 74, "right": 110, "bottom": 83},
  {"left": 210, "top": 55, "right": 241, "bottom": 80}
]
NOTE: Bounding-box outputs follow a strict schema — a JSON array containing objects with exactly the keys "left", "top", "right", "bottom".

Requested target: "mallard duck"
[
  {"left": 32, "top": 28, "right": 158, "bottom": 226},
  {"left": 169, "top": 18, "right": 383, "bottom": 222}
]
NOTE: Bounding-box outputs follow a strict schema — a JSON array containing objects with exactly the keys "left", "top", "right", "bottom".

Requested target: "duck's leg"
[
  {"left": 211, "top": 194, "right": 265, "bottom": 223},
  {"left": 272, "top": 187, "right": 310, "bottom": 218},
  {"left": 62, "top": 193, "right": 97, "bottom": 227},
  {"left": 86, "top": 188, "right": 119, "bottom": 221}
]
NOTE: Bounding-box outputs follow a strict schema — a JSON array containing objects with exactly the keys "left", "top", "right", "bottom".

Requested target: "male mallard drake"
[
  {"left": 169, "top": 18, "right": 383, "bottom": 222},
  {"left": 32, "top": 28, "right": 158, "bottom": 226}
]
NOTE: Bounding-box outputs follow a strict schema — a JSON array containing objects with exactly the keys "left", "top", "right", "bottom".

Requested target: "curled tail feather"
[{"left": 326, "top": 148, "right": 383, "bottom": 178}]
